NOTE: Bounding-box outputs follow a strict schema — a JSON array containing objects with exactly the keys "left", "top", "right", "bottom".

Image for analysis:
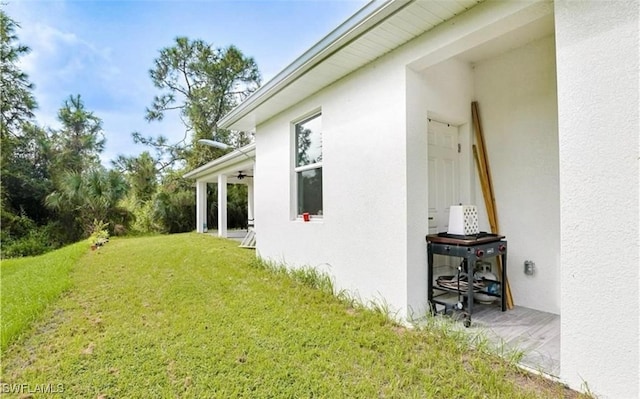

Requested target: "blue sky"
[{"left": 5, "top": 0, "right": 366, "bottom": 166}]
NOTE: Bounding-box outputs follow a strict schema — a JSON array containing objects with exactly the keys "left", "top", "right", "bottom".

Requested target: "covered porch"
[
  {"left": 411, "top": 2, "right": 561, "bottom": 378},
  {"left": 183, "top": 143, "right": 255, "bottom": 239}
]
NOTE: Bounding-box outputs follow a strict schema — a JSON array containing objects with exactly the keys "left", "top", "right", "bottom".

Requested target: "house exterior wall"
[
  {"left": 254, "top": 0, "right": 561, "bottom": 320},
  {"left": 254, "top": 55, "right": 412, "bottom": 318},
  {"left": 473, "top": 36, "right": 560, "bottom": 314},
  {"left": 228, "top": 1, "right": 637, "bottom": 397},
  {"left": 555, "top": 1, "right": 639, "bottom": 397}
]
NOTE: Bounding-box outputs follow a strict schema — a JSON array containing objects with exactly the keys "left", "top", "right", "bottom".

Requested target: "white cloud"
[{"left": 18, "top": 21, "right": 119, "bottom": 86}]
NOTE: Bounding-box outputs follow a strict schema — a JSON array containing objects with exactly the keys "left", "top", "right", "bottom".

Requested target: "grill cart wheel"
[{"left": 463, "top": 312, "right": 471, "bottom": 328}]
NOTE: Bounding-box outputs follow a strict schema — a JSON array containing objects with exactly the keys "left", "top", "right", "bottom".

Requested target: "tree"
[
  {"left": 43, "top": 96, "right": 119, "bottom": 239},
  {"left": 50, "top": 94, "right": 105, "bottom": 175},
  {"left": 0, "top": 9, "right": 50, "bottom": 256},
  {"left": 0, "top": 9, "right": 41, "bottom": 214},
  {"left": 151, "top": 170, "right": 195, "bottom": 233},
  {"left": 45, "top": 168, "right": 130, "bottom": 237},
  {"left": 1, "top": 123, "right": 54, "bottom": 223},
  {"left": 0, "top": 9, "right": 136, "bottom": 254},
  {"left": 135, "top": 37, "right": 261, "bottom": 170},
  {"left": 113, "top": 151, "right": 158, "bottom": 202},
  {"left": 0, "top": 9, "right": 37, "bottom": 138}
]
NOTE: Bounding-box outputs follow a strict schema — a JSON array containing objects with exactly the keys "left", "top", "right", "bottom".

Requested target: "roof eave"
[
  {"left": 218, "top": 0, "right": 413, "bottom": 131},
  {"left": 183, "top": 143, "right": 256, "bottom": 180}
]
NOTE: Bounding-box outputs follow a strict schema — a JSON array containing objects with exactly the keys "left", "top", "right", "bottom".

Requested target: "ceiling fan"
[{"left": 236, "top": 171, "right": 253, "bottom": 180}]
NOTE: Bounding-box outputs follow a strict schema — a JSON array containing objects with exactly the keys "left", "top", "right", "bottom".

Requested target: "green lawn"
[
  {"left": 1, "top": 233, "right": 582, "bottom": 398},
  {"left": 1, "top": 241, "right": 87, "bottom": 350}
]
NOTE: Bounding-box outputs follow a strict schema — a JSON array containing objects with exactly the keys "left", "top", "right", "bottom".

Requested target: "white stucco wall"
[
  {"left": 254, "top": 55, "right": 411, "bottom": 318},
  {"left": 235, "top": 1, "right": 639, "bottom": 397},
  {"left": 555, "top": 1, "right": 639, "bottom": 397},
  {"left": 254, "top": 0, "right": 561, "bottom": 320},
  {"left": 473, "top": 36, "right": 560, "bottom": 314},
  {"left": 404, "top": 69, "right": 429, "bottom": 319}
]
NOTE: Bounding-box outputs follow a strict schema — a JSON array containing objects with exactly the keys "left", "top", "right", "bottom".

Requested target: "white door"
[{"left": 428, "top": 119, "right": 461, "bottom": 272}]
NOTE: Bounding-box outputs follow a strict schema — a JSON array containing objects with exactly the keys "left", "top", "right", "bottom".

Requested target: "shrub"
[
  {"left": 0, "top": 223, "right": 60, "bottom": 258},
  {"left": 1, "top": 232, "right": 51, "bottom": 258},
  {"left": 87, "top": 219, "right": 110, "bottom": 247},
  {"left": 130, "top": 199, "right": 161, "bottom": 234}
]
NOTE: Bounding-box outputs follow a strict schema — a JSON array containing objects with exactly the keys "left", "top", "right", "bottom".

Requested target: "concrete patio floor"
[
  {"left": 470, "top": 304, "right": 560, "bottom": 377},
  {"left": 207, "top": 229, "right": 248, "bottom": 241}
]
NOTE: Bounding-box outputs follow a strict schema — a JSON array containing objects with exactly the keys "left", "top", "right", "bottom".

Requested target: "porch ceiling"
[
  {"left": 219, "top": 0, "right": 483, "bottom": 132},
  {"left": 453, "top": 12, "right": 554, "bottom": 65},
  {"left": 183, "top": 143, "right": 255, "bottom": 183}
]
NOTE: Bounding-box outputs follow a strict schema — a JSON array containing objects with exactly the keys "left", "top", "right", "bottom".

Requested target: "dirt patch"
[
  {"left": 392, "top": 325, "right": 407, "bottom": 336},
  {"left": 508, "top": 368, "right": 592, "bottom": 398}
]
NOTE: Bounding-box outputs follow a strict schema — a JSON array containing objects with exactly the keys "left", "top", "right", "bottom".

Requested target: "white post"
[
  {"left": 196, "top": 181, "right": 207, "bottom": 233},
  {"left": 217, "top": 174, "right": 227, "bottom": 237},
  {"left": 247, "top": 179, "right": 254, "bottom": 230}
]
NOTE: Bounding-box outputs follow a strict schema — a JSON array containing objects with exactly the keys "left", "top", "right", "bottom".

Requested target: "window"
[{"left": 294, "top": 113, "right": 323, "bottom": 216}]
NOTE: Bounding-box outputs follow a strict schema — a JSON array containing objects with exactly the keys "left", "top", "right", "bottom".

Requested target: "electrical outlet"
[{"left": 524, "top": 260, "right": 535, "bottom": 276}]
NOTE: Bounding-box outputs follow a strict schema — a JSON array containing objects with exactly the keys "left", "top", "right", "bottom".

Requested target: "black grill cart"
[{"left": 426, "top": 233, "right": 507, "bottom": 327}]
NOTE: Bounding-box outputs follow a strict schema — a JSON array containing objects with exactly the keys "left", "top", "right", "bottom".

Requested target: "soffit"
[
  {"left": 183, "top": 143, "right": 255, "bottom": 181},
  {"left": 220, "top": 0, "right": 483, "bottom": 132}
]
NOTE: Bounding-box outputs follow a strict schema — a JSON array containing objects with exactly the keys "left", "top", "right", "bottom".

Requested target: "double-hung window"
[{"left": 294, "top": 113, "right": 323, "bottom": 217}]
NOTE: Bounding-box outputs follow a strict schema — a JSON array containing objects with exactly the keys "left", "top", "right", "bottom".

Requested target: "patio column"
[
  {"left": 217, "top": 174, "right": 227, "bottom": 237},
  {"left": 195, "top": 180, "right": 207, "bottom": 233},
  {"left": 247, "top": 179, "right": 254, "bottom": 229}
]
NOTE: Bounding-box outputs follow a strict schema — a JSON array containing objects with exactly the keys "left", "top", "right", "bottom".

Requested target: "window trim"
[
  {"left": 294, "top": 162, "right": 321, "bottom": 174},
  {"left": 293, "top": 111, "right": 323, "bottom": 219}
]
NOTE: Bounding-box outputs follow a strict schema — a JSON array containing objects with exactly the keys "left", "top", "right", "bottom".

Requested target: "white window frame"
[{"left": 293, "top": 112, "right": 323, "bottom": 219}]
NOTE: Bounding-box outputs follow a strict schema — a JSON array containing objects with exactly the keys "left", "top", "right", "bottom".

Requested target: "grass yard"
[
  {"left": 1, "top": 241, "right": 87, "bottom": 350},
  {"left": 1, "top": 233, "right": 584, "bottom": 398}
]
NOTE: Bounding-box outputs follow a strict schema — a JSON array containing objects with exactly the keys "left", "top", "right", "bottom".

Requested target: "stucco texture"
[{"left": 555, "top": 1, "right": 639, "bottom": 397}]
